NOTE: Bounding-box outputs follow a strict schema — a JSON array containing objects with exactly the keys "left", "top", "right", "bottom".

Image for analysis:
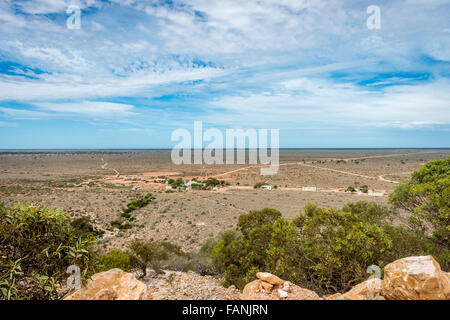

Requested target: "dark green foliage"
[
  {"left": 71, "top": 216, "right": 104, "bottom": 237},
  {"left": 389, "top": 157, "right": 449, "bottom": 269},
  {"left": 211, "top": 201, "right": 446, "bottom": 294},
  {"left": 128, "top": 240, "right": 170, "bottom": 277},
  {"left": 0, "top": 203, "right": 98, "bottom": 300},
  {"left": 346, "top": 186, "right": 356, "bottom": 192},
  {"left": 359, "top": 185, "right": 369, "bottom": 193},
  {"left": 99, "top": 249, "right": 132, "bottom": 272},
  {"left": 168, "top": 178, "right": 184, "bottom": 188},
  {"left": 253, "top": 182, "right": 267, "bottom": 189},
  {"left": 292, "top": 203, "right": 392, "bottom": 293},
  {"left": 238, "top": 208, "right": 282, "bottom": 236},
  {"left": 111, "top": 193, "right": 155, "bottom": 230},
  {"left": 123, "top": 193, "right": 154, "bottom": 214}
]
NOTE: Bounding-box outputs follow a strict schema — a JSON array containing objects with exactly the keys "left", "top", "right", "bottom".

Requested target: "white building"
[
  {"left": 302, "top": 187, "right": 318, "bottom": 192},
  {"left": 368, "top": 190, "right": 383, "bottom": 197},
  {"left": 165, "top": 185, "right": 173, "bottom": 190}
]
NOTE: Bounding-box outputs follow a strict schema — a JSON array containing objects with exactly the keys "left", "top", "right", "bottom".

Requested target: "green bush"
[
  {"left": 389, "top": 157, "right": 449, "bottom": 269},
  {"left": 99, "top": 249, "right": 132, "bottom": 272},
  {"left": 210, "top": 202, "right": 445, "bottom": 294},
  {"left": 71, "top": 216, "right": 104, "bottom": 237},
  {"left": 128, "top": 240, "right": 170, "bottom": 277},
  {"left": 292, "top": 203, "right": 393, "bottom": 293},
  {"left": 359, "top": 185, "right": 369, "bottom": 193},
  {"left": 253, "top": 182, "right": 267, "bottom": 189},
  {"left": 389, "top": 157, "right": 449, "bottom": 239},
  {"left": 0, "top": 203, "right": 98, "bottom": 300}
]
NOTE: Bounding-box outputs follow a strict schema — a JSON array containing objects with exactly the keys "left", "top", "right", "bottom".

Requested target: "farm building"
[
  {"left": 302, "top": 186, "right": 318, "bottom": 192},
  {"left": 368, "top": 190, "right": 384, "bottom": 196}
]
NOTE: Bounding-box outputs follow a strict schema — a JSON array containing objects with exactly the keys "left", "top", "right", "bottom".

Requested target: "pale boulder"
[
  {"left": 256, "top": 272, "right": 284, "bottom": 285},
  {"left": 64, "top": 269, "right": 148, "bottom": 300},
  {"left": 381, "top": 256, "right": 450, "bottom": 300},
  {"left": 242, "top": 273, "right": 319, "bottom": 300},
  {"left": 326, "top": 278, "right": 383, "bottom": 300}
]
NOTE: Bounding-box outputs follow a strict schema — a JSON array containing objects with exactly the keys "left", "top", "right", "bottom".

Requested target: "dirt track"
[{"left": 101, "top": 157, "right": 120, "bottom": 177}]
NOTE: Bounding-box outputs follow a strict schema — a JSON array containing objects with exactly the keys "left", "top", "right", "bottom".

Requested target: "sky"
[{"left": 0, "top": 0, "right": 449, "bottom": 149}]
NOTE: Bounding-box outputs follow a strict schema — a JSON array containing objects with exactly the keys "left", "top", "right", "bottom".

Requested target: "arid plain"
[{"left": 1, "top": 149, "right": 448, "bottom": 252}]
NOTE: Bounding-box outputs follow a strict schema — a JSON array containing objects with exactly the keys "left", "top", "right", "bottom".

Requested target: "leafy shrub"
[
  {"left": 111, "top": 193, "right": 155, "bottom": 230},
  {"left": 389, "top": 157, "right": 449, "bottom": 269},
  {"left": 292, "top": 203, "right": 392, "bottom": 293},
  {"left": 99, "top": 249, "right": 132, "bottom": 272},
  {"left": 253, "top": 182, "right": 267, "bottom": 189},
  {"left": 123, "top": 193, "right": 154, "bottom": 214},
  {"left": 71, "top": 216, "right": 104, "bottom": 237},
  {"left": 210, "top": 202, "right": 445, "bottom": 294},
  {"left": 128, "top": 240, "right": 170, "bottom": 277},
  {"left": 0, "top": 203, "right": 98, "bottom": 300},
  {"left": 359, "top": 185, "right": 369, "bottom": 193}
]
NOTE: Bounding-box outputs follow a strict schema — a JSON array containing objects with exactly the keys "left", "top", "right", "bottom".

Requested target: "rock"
[
  {"left": 261, "top": 281, "right": 273, "bottom": 292},
  {"left": 325, "top": 293, "right": 342, "bottom": 300},
  {"left": 242, "top": 280, "right": 270, "bottom": 300},
  {"left": 282, "top": 281, "right": 291, "bottom": 292},
  {"left": 334, "top": 278, "right": 383, "bottom": 300},
  {"left": 256, "top": 272, "right": 284, "bottom": 285},
  {"left": 278, "top": 289, "right": 289, "bottom": 298},
  {"left": 64, "top": 269, "right": 148, "bottom": 300},
  {"left": 381, "top": 256, "right": 450, "bottom": 300},
  {"left": 287, "top": 284, "right": 320, "bottom": 300},
  {"left": 242, "top": 273, "right": 319, "bottom": 300}
]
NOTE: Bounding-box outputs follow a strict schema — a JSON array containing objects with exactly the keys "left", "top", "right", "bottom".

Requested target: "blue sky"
[{"left": 0, "top": 0, "right": 449, "bottom": 148}]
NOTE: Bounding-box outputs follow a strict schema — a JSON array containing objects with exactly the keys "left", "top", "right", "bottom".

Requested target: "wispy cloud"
[{"left": 0, "top": 0, "right": 449, "bottom": 147}]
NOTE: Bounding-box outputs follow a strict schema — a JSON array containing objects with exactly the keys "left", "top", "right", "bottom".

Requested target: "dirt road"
[{"left": 101, "top": 157, "right": 120, "bottom": 177}]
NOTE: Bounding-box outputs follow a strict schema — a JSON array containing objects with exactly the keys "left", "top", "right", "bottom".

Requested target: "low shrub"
[
  {"left": 210, "top": 202, "right": 446, "bottom": 294},
  {"left": 99, "top": 249, "right": 132, "bottom": 272},
  {"left": 0, "top": 203, "right": 98, "bottom": 300}
]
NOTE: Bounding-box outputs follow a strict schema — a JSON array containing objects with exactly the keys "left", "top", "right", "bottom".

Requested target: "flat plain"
[{"left": 1, "top": 149, "right": 448, "bottom": 251}]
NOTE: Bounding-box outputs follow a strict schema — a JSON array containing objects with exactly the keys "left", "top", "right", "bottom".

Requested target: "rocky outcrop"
[
  {"left": 64, "top": 269, "right": 148, "bottom": 300},
  {"left": 381, "top": 256, "right": 450, "bottom": 300},
  {"left": 64, "top": 269, "right": 241, "bottom": 300},
  {"left": 242, "top": 273, "right": 319, "bottom": 300},
  {"left": 243, "top": 256, "right": 449, "bottom": 301},
  {"left": 326, "top": 278, "right": 383, "bottom": 300},
  {"left": 64, "top": 255, "right": 449, "bottom": 300},
  {"left": 145, "top": 270, "right": 241, "bottom": 300}
]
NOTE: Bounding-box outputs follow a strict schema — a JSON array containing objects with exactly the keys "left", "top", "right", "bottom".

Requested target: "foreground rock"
[
  {"left": 326, "top": 278, "right": 383, "bottom": 300},
  {"left": 382, "top": 256, "right": 450, "bottom": 300},
  {"left": 145, "top": 270, "right": 241, "bottom": 300},
  {"left": 242, "top": 273, "right": 319, "bottom": 300},
  {"left": 64, "top": 269, "right": 148, "bottom": 300}
]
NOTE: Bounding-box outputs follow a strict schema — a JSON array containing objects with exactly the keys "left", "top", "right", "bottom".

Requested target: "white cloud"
[
  {"left": 204, "top": 78, "right": 450, "bottom": 129},
  {"left": 34, "top": 101, "right": 137, "bottom": 117}
]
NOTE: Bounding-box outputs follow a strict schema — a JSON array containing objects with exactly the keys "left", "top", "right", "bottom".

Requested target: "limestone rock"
[
  {"left": 64, "top": 269, "right": 148, "bottom": 300},
  {"left": 341, "top": 278, "right": 383, "bottom": 300},
  {"left": 381, "top": 256, "right": 450, "bottom": 300},
  {"left": 256, "top": 272, "right": 284, "bottom": 285},
  {"left": 242, "top": 273, "right": 319, "bottom": 300},
  {"left": 278, "top": 289, "right": 289, "bottom": 298}
]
